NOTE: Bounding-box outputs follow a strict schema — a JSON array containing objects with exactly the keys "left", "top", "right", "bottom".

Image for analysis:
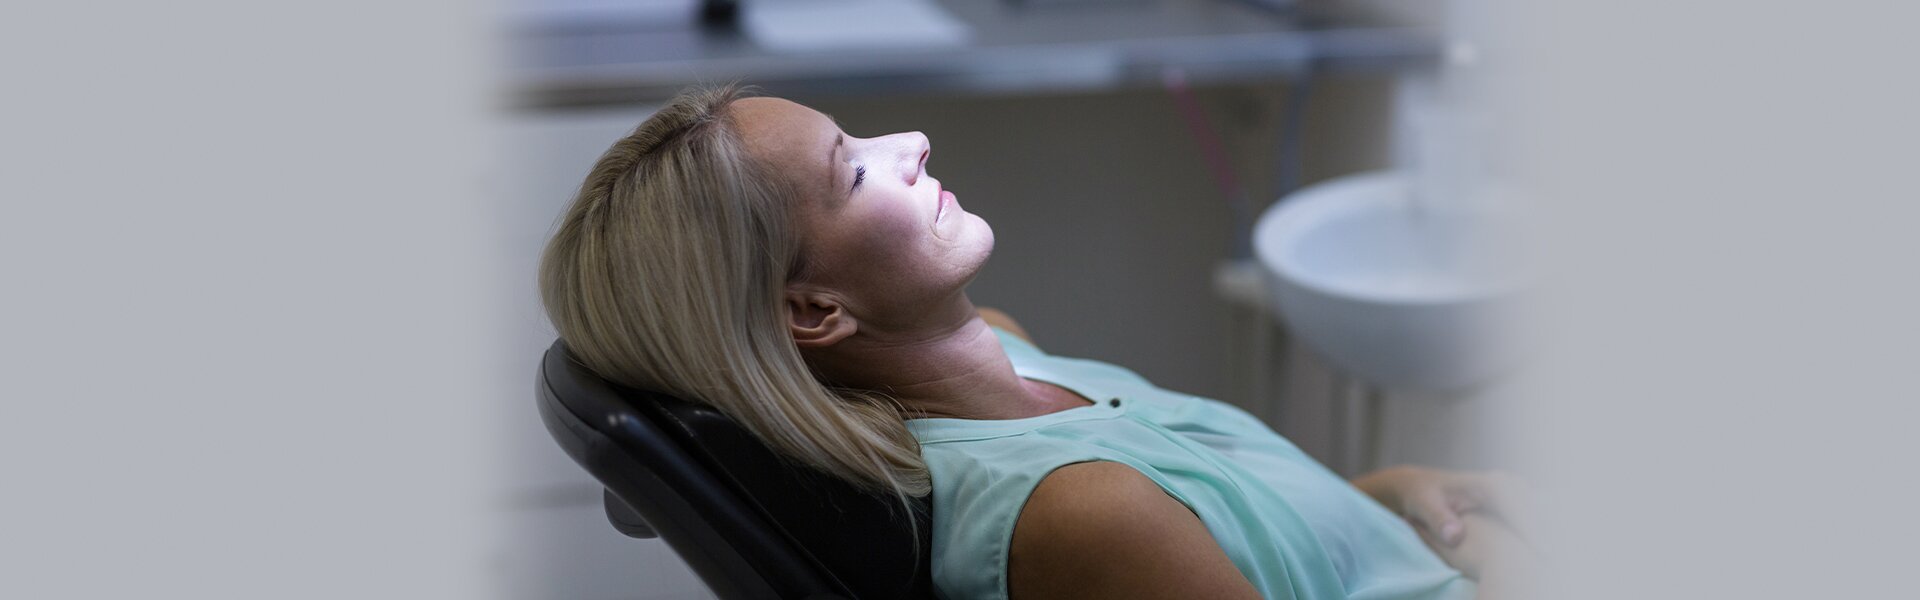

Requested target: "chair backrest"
[{"left": 535, "top": 339, "right": 935, "bottom": 600}]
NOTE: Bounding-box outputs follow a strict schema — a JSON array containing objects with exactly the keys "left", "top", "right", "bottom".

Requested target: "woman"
[{"left": 539, "top": 83, "right": 1534, "bottom": 599}]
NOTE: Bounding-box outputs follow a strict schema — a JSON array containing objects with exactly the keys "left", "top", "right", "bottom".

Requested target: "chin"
[
  {"left": 945, "top": 216, "right": 996, "bottom": 285},
  {"left": 966, "top": 215, "right": 995, "bottom": 264}
]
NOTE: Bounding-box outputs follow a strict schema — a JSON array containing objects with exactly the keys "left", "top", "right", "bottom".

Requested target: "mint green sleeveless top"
[{"left": 905, "top": 327, "right": 1476, "bottom": 600}]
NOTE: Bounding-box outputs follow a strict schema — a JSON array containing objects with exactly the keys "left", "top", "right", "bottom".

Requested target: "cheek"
[
  {"left": 815, "top": 204, "right": 925, "bottom": 277},
  {"left": 849, "top": 205, "right": 924, "bottom": 256}
]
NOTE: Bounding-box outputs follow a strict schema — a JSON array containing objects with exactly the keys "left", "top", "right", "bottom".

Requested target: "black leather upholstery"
[{"left": 536, "top": 339, "right": 936, "bottom": 600}]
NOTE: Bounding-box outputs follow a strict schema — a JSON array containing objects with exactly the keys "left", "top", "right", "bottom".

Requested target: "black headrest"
[{"left": 536, "top": 339, "right": 935, "bottom": 600}]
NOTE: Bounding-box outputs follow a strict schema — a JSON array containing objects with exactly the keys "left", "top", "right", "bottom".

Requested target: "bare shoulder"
[
  {"left": 976, "top": 307, "right": 1034, "bottom": 345},
  {"left": 1008, "top": 461, "right": 1261, "bottom": 600}
]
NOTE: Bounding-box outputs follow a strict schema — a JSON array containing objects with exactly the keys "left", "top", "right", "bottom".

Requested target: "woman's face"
[{"left": 732, "top": 97, "right": 993, "bottom": 330}]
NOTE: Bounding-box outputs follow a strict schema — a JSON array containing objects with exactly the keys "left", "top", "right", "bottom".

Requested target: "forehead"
[{"left": 731, "top": 97, "right": 836, "bottom": 191}]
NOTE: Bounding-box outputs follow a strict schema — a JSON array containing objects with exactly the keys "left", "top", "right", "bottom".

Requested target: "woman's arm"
[
  {"left": 1009, "top": 462, "right": 1261, "bottom": 600},
  {"left": 977, "top": 307, "right": 1034, "bottom": 345}
]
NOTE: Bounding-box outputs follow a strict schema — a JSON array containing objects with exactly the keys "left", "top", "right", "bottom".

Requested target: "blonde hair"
[{"left": 538, "top": 84, "right": 931, "bottom": 533}]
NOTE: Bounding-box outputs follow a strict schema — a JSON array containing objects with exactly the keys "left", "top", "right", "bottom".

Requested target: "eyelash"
[{"left": 851, "top": 165, "right": 866, "bottom": 190}]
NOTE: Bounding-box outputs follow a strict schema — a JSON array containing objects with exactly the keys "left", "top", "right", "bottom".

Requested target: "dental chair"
[{"left": 535, "top": 339, "right": 936, "bottom": 600}]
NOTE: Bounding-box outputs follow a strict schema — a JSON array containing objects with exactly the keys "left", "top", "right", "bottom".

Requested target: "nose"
[{"left": 900, "top": 132, "right": 929, "bottom": 185}]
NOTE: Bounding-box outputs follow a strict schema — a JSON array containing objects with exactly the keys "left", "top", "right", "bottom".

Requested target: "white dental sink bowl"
[{"left": 1253, "top": 171, "right": 1525, "bottom": 392}]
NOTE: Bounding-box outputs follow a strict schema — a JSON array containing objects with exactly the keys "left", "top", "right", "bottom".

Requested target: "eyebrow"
[
  {"left": 821, "top": 111, "right": 844, "bottom": 198},
  {"left": 827, "top": 132, "right": 843, "bottom": 196}
]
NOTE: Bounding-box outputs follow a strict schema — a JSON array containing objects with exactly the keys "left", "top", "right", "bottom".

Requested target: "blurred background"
[{"left": 494, "top": 1, "right": 1514, "bottom": 598}]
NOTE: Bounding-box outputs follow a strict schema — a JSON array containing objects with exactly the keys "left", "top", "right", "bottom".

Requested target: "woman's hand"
[
  {"left": 1350, "top": 466, "right": 1535, "bottom": 548},
  {"left": 1353, "top": 466, "right": 1542, "bottom": 590},
  {"left": 1415, "top": 512, "right": 1533, "bottom": 583}
]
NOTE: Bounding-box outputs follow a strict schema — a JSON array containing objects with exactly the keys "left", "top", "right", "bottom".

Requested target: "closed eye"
[{"left": 851, "top": 165, "right": 866, "bottom": 191}]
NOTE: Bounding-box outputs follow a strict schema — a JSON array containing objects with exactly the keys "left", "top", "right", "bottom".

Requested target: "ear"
[{"left": 785, "top": 287, "right": 857, "bottom": 349}]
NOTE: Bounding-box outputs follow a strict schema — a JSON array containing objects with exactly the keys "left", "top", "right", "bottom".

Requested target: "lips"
[{"left": 934, "top": 180, "right": 945, "bottom": 222}]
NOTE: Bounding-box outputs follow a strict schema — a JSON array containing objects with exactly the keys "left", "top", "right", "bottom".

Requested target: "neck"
[{"left": 804, "top": 300, "right": 1086, "bottom": 421}]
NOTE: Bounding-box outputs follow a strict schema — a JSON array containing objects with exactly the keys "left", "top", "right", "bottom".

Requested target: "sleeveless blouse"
[{"left": 905, "top": 326, "right": 1476, "bottom": 600}]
